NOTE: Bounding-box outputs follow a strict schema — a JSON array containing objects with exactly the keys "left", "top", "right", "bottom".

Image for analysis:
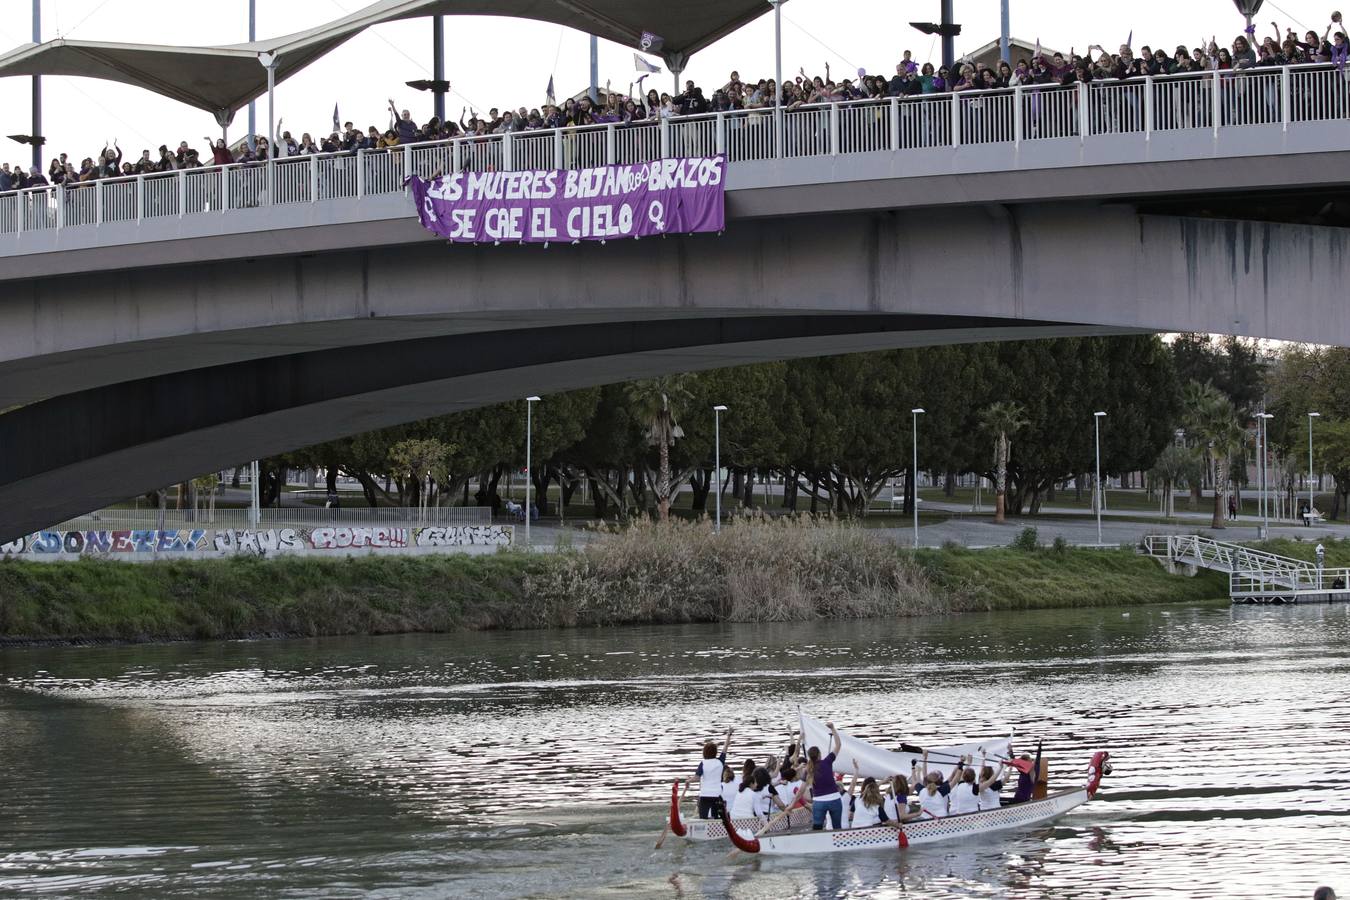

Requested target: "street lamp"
[
  {"left": 1094, "top": 412, "right": 1107, "bottom": 545},
  {"left": 714, "top": 405, "right": 728, "bottom": 533},
  {"left": 1256, "top": 412, "right": 1273, "bottom": 535},
  {"left": 911, "top": 408, "right": 925, "bottom": 548},
  {"left": 1308, "top": 411, "right": 1321, "bottom": 523},
  {"left": 525, "top": 396, "right": 540, "bottom": 547}
]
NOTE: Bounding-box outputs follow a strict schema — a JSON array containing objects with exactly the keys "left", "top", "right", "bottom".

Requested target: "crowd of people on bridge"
[{"left": 3, "top": 10, "right": 1347, "bottom": 193}]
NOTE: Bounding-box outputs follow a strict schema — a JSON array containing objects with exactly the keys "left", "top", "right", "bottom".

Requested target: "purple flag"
[{"left": 407, "top": 156, "right": 726, "bottom": 244}]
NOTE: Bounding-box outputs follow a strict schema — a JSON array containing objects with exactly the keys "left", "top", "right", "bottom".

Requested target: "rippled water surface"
[{"left": 0, "top": 603, "right": 1347, "bottom": 899}]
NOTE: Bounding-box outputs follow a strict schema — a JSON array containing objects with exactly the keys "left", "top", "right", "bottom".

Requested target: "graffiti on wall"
[{"left": 0, "top": 525, "right": 514, "bottom": 558}]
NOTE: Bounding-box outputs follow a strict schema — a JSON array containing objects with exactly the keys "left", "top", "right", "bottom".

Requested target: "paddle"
[
  {"left": 655, "top": 780, "right": 689, "bottom": 849},
  {"left": 898, "top": 742, "right": 1028, "bottom": 771}
]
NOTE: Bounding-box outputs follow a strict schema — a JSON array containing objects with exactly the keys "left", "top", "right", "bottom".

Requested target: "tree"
[
  {"left": 388, "top": 438, "right": 453, "bottom": 521},
  {"left": 625, "top": 375, "right": 693, "bottom": 520},
  {"left": 1183, "top": 381, "right": 1244, "bottom": 528},
  {"left": 1149, "top": 443, "right": 1200, "bottom": 519},
  {"left": 979, "top": 402, "right": 1029, "bottom": 524}
]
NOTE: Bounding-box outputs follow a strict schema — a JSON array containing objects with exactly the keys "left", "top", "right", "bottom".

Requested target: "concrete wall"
[{"left": 0, "top": 524, "right": 514, "bottom": 561}]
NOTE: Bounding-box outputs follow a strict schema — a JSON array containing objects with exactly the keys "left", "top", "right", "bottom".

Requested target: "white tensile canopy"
[
  {"left": 799, "top": 712, "right": 1016, "bottom": 781},
  {"left": 0, "top": 0, "right": 772, "bottom": 126}
]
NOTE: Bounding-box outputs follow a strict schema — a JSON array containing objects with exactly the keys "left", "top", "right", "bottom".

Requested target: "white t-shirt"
[
  {"left": 919, "top": 787, "right": 948, "bottom": 818},
  {"left": 730, "top": 785, "right": 767, "bottom": 819},
  {"left": 720, "top": 781, "right": 738, "bottom": 810},
  {"left": 696, "top": 758, "right": 725, "bottom": 798},
  {"left": 950, "top": 782, "right": 980, "bottom": 815},
  {"left": 882, "top": 795, "right": 905, "bottom": 822},
  {"left": 754, "top": 786, "right": 775, "bottom": 817},
  {"left": 775, "top": 781, "right": 801, "bottom": 808},
  {"left": 978, "top": 783, "right": 1002, "bottom": 810},
  {"left": 852, "top": 798, "right": 883, "bottom": 828}
]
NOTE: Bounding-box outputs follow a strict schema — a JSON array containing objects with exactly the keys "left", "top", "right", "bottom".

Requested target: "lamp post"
[
  {"left": 768, "top": 0, "right": 784, "bottom": 158},
  {"left": 911, "top": 408, "right": 925, "bottom": 548},
  {"left": 1256, "top": 412, "right": 1273, "bottom": 536},
  {"left": 249, "top": 460, "right": 260, "bottom": 527},
  {"left": 999, "top": 0, "right": 1010, "bottom": 63},
  {"left": 1094, "top": 412, "right": 1107, "bottom": 545},
  {"left": 526, "top": 396, "right": 540, "bottom": 547},
  {"left": 714, "top": 405, "right": 728, "bottom": 533},
  {"left": 1308, "top": 411, "right": 1320, "bottom": 522}
]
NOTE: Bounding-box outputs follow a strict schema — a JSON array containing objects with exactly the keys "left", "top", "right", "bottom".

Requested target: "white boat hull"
[
  {"left": 680, "top": 808, "right": 812, "bottom": 841},
  {"left": 752, "top": 787, "right": 1089, "bottom": 854}
]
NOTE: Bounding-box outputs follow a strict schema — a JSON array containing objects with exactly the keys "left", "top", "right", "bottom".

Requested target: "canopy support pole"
[
  {"left": 31, "top": 0, "right": 41, "bottom": 172},
  {"left": 433, "top": 15, "right": 446, "bottom": 121},
  {"left": 590, "top": 35, "right": 599, "bottom": 103},
  {"left": 247, "top": 0, "right": 257, "bottom": 150},
  {"left": 941, "top": 0, "right": 955, "bottom": 70}
]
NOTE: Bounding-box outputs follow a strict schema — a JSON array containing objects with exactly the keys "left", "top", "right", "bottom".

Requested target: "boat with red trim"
[{"left": 718, "top": 751, "right": 1110, "bottom": 855}]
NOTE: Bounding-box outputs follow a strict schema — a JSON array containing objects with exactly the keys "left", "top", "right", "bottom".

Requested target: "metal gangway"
[{"left": 1141, "top": 534, "right": 1350, "bottom": 603}]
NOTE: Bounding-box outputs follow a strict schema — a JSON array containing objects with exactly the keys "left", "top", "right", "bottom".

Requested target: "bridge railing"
[{"left": 4, "top": 64, "right": 1349, "bottom": 239}]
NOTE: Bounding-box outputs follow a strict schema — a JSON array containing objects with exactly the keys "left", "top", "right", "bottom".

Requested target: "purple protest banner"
[{"left": 407, "top": 156, "right": 725, "bottom": 244}]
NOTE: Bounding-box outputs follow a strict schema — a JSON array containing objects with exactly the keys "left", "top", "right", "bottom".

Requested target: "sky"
[{"left": 0, "top": 0, "right": 1341, "bottom": 165}]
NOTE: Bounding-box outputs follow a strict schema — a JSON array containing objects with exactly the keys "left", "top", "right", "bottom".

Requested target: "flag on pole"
[
  {"left": 1034, "top": 38, "right": 1041, "bottom": 60},
  {"left": 332, "top": 103, "right": 340, "bottom": 133},
  {"left": 639, "top": 31, "right": 664, "bottom": 53},
  {"left": 634, "top": 52, "right": 662, "bottom": 74},
  {"left": 546, "top": 75, "right": 556, "bottom": 104}
]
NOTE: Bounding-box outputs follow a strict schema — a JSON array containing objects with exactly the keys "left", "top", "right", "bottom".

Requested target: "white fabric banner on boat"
[{"left": 798, "top": 711, "right": 1015, "bottom": 781}]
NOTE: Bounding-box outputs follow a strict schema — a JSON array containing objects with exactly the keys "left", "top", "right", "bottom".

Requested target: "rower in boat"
[
  {"left": 774, "top": 765, "right": 803, "bottom": 809},
  {"left": 846, "top": 761, "right": 889, "bottom": 828},
  {"left": 949, "top": 755, "right": 982, "bottom": 815},
  {"left": 978, "top": 756, "right": 1007, "bottom": 810},
  {"left": 915, "top": 751, "right": 954, "bottom": 818},
  {"left": 686, "top": 728, "right": 733, "bottom": 819},
  {"left": 883, "top": 775, "right": 924, "bottom": 824},
  {"left": 729, "top": 766, "right": 783, "bottom": 820},
  {"left": 806, "top": 721, "right": 844, "bottom": 831}
]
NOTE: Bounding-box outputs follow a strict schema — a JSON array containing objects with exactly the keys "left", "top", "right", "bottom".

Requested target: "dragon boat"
[{"left": 719, "top": 750, "right": 1109, "bottom": 855}]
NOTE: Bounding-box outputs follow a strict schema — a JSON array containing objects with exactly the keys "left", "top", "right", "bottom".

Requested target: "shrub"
[
  {"left": 1011, "top": 527, "right": 1039, "bottom": 552},
  {"left": 1052, "top": 536, "right": 1069, "bottom": 556}
]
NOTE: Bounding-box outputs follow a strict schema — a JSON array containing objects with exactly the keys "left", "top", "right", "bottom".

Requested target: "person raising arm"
[{"left": 807, "top": 721, "right": 844, "bottom": 831}]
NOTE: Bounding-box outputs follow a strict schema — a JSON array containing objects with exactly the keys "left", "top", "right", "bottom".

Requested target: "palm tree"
[
  {"left": 979, "top": 402, "right": 1029, "bottom": 524},
  {"left": 625, "top": 375, "right": 692, "bottom": 521},
  {"left": 1183, "top": 382, "right": 1244, "bottom": 528}
]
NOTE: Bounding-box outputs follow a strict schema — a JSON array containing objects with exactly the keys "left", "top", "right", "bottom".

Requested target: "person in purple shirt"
[{"left": 806, "top": 721, "right": 843, "bottom": 830}]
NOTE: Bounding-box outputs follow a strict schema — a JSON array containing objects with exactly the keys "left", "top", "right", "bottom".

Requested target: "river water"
[{"left": 0, "top": 603, "right": 1346, "bottom": 899}]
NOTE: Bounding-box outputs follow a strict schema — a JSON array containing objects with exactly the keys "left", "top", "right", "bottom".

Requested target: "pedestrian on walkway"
[{"left": 1228, "top": 495, "right": 1238, "bottom": 521}]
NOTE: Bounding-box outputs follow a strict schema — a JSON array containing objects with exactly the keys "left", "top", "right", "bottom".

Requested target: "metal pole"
[
  {"left": 249, "top": 460, "right": 260, "bottom": 527},
  {"left": 589, "top": 35, "right": 599, "bottom": 103},
  {"left": 940, "top": 0, "right": 956, "bottom": 71},
  {"left": 911, "top": 410, "right": 922, "bottom": 548},
  {"left": 999, "top": 0, "right": 1010, "bottom": 64},
  {"left": 433, "top": 15, "right": 446, "bottom": 122},
  {"left": 526, "top": 397, "right": 536, "bottom": 548},
  {"left": 1308, "top": 412, "right": 1319, "bottom": 522},
  {"left": 248, "top": 0, "right": 257, "bottom": 149},
  {"left": 31, "top": 0, "right": 41, "bottom": 173},
  {"left": 773, "top": 0, "right": 783, "bottom": 158},
  {"left": 714, "top": 406, "right": 724, "bottom": 533},
  {"left": 1094, "top": 412, "right": 1106, "bottom": 545}
]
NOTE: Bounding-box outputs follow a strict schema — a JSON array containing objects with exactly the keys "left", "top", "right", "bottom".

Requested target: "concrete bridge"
[{"left": 3, "top": 68, "right": 1350, "bottom": 541}]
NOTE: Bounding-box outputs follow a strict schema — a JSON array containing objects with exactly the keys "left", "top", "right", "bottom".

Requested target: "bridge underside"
[
  {"left": 0, "top": 314, "right": 1127, "bottom": 542},
  {"left": 3, "top": 200, "right": 1350, "bottom": 539}
]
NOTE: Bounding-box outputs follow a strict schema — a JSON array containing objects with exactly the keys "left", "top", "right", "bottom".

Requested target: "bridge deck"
[{"left": 4, "top": 65, "right": 1350, "bottom": 258}]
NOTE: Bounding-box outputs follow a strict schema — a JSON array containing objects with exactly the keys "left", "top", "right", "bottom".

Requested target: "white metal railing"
[
  {"left": 52, "top": 506, "right": 494, "bottom": 532},
  {"left": 1143, "top": 533, "right": 1349, "bottom": 599},
  {"left": 5, "top": 64, "right": 1350, "bottom": 240}
]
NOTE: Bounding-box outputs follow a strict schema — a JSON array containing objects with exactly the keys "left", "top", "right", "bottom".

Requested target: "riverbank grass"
[{"left": 0, "top": 519, "right": 1228, "bottom": 643}]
